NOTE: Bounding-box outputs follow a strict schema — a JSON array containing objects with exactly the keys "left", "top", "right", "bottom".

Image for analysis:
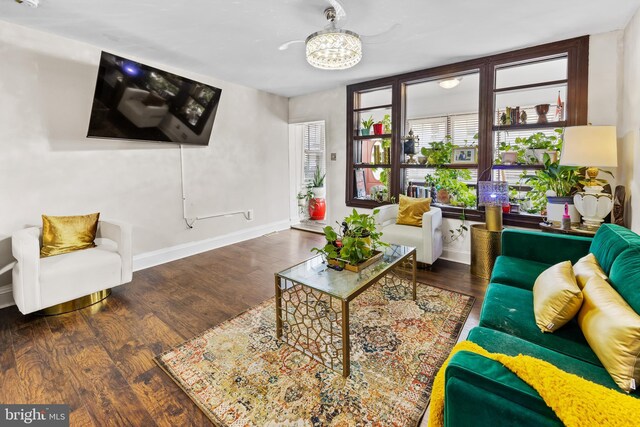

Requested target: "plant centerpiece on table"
[
  {"left": 312, "top": 209, "right": 388, "bottom": 272},
  {"left": 361, "top": 116, "right": 374, "bottom": 136},
  {"left": 308, "top": 166, "right": 326, "bottom": 220}
]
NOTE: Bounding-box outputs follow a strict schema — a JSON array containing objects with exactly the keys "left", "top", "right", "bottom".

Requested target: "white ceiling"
[{"left": 1, "top": 0, "right": 638, "bottom": 98}]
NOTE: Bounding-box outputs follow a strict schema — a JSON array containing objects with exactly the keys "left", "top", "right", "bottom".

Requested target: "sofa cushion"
[
  {"left": 479, "top": 283, "right": 600, "bottom": 366},
  {"left": 491, "top": 256, "right": 551, "bottom": 291},
  {"left": 608, "top": 247, "right": 640, "bottom": 313},
  {"left": 573, "top": 253, "right": 608, "bottom": 289},
  {"left": 532, "top": 261, "right": 583, "bottom": 333},
  {"left": 590, "top": 224, "right": 640, "bottom": 274}
]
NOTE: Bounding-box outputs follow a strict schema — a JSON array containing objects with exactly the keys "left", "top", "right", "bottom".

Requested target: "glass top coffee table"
[{"left": 274, "top": 244, "right": 417, "bottom": 377}]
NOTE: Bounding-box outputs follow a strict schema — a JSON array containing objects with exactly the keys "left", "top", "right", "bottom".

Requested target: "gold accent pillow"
[
  {"left": 573, "top": 253, "right": 608, "bottom": 289},
  {"left": 533, "top": 261, "right": 583, "bottom": 333},
  {"left": 41, "top": 213, "right": 100, "bottom": 258},
  {"left": 396, "top": 194, "right": 431, "bottom": 227},
  {"left": 578, "top": 276, "right": 640, "bottom": 393}
]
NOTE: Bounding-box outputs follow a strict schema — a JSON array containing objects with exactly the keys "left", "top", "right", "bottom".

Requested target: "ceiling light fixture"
[
  {"left": 439, "top": 77, "right": 462, "bottom": 89},
  {"left": 305, "top": 7, "right": 362, "bottom": 70}
]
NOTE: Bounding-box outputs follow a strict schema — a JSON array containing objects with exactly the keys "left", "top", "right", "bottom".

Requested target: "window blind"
[{"left": 303, "top": 122, "right": 326, "bottom": 185}]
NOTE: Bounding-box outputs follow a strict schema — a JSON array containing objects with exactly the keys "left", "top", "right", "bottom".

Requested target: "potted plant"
[
  {"left": 373, "top": 121, "right": 384, "bottom": 135},
  {"left": 496, "top": 141, "right": 520, "bottom": 165},
  {"left": 518, "top": 130, "right": 563, "bottom": 164},
  {"left": 311, "top": 209, "right": 388, "bottom": 271},
  {"left": 308, "top": 166, "right": 326, "bottom": 220},
  {"left": 522, "top": 154, "right": 583, "bottom": 223},
  {"left": 361, "top": 116, "right": 374, "bottom": 136}
]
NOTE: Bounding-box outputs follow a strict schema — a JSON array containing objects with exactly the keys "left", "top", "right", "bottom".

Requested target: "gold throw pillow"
[
  {"left": 396, "top": 194, "right": 431, "bottom": 227},
  {"left": 573, "top": 253, "right": 607, "bottom": 289},
  {"left": 533, "top": 261, "right": 583, "bottom": 333},
  {"left": 578, "top": 276, "right": 640, "bottom": 393},
  {"left": 41, "top": 213, "right": 100, "bottom": 258}
]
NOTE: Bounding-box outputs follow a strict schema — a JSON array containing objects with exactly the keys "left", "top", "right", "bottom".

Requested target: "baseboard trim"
[
  {"left": 0, "top": 284, "right": 14, "bottom": 309},
  {"left": 441, "top": 249, "right": 471, "bottom": 265},
  {"left": 132, "top": 220, "right": 291, "bottom": 271},
  {"left": 0, "top": 220, "right": 292, "bottom": 310}
]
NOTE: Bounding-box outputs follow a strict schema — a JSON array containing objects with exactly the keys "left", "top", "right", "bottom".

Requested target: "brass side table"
[{"left": 470, "top": 224, "right": 502, "bottom": 280}]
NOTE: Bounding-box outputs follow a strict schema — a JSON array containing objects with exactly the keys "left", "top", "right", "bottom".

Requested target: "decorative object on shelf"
[
  {"left": 355, "top": 168, "right": 366, "bottom": 198},
  {"left": 402, "top": 129, "right": 420, "bottom": 164},
  {"left": 522, "top": 130, "right": 563, "bottom": 164},
  {"left": 417, "top": 155, "right": 428, "bottom": 165},
  {"left": 535, "top": 104, "right": 550, "bottom": 124},
  {"left": 451, "top": 146, "right": 477, "bottom": 165},
  {"left": 308, "top": 166, "right": 326, "bottom": 220},
  {"left": 500, "top": 150, "right": 518, "bottom": 165},
  {"left": 520, "top": 110, "right": 528, "bottom": 125},
  {"left": 500, "top": 112, "right": 508, "bottom": 126},
  {"left": 554, "top": 91, "right": 564, "bottom": 121},
  {"left": 383, "top": 146, "right": 391, "bottom": 164},
  {"left": 613, "top": 185, "right": 626, "bottom": 226},
  {"left": 311, "top": 209, "right": 388, "bottom": 270},
  {"left": 361, "top": 115, "right": 374, "bottom": 136},
  {"left": 561, "top": 203, "right": 572, "bottom": 230},
  {"left": 478, "top": 181, "right": 509, "bottom": 232},
  {"left": 504, "top": 107, "right": 512, "bottom": 126},
  {"left": 560, "top": 125, "right": 617, "bottom": 228},
  {"left": 373, "top": 121, "right": 384, "bottom": 135},
  {"left": 373, "top": 144, "right": 381, "bottom": 164}
]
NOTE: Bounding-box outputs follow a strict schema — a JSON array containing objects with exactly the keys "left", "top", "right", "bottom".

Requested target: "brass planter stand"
[
  {"left": 470, "top": 225, "right": 502, "bottom": 280},
  {"left": 38, "top": 289, "right": 112, "bottom": 316}
]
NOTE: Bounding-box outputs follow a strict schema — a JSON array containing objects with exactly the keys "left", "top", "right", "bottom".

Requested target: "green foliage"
[
  {"left": 361, "top": 115, "right": 374, "bottom": 129},
  {"left": 310, "top": 165, "right": 325, "bottom": 188},
  {"left": 496, "top": 129, "right": 563, "bottom": 165},
  {"left": 420, "top": 135, "right": 477, "bottom": 208},
  {"left": 521, "top": 153, "right": 582, "bottom": 197},
  {"left": 311, "top": 209, "right": 388, "bottom": 267},
  {"left": 445, "top": 209, "right": 469, "bottom": 243}
]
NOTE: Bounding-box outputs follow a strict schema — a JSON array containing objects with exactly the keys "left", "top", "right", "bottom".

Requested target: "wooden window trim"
[{"left": 346, "top": 36, "right": 589, "bottom": 228}]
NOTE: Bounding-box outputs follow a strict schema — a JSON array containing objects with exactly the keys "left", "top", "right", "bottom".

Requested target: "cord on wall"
[{"left": 180, "top": 145, "right": 253, "bottom": 229}]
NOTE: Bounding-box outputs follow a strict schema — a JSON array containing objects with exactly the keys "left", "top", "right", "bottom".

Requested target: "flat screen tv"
[{"left": 87, "top": 51, "right": 222, "bottom": 145}]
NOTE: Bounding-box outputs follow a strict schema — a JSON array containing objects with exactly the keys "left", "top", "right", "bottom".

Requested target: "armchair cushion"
[
  {"left": 41, "top": 213, "right": 100, "bottom": 257},
  {"left": 396, "top": 195, "right": 431, "bottom": 227}
]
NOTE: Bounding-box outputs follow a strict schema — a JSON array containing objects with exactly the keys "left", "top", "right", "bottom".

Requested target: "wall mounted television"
[{"left": 87, "top": 51, "right": 222, "bottom": 145}]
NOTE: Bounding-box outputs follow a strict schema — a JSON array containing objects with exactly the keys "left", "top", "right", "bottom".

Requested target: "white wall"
[
  {"left": 288, "top": 32, "right": 624, "bottom": 264},
  {"left": 0, "top": 21, "right": 290, "bottom": 295},
  {"left": 620, "top": 8, "right": 640, "bottom": 232}
]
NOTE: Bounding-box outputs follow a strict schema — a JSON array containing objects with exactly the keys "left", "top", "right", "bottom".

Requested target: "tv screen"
[{"left": 87, "top": 52, "right": 222, "bottom": 145}]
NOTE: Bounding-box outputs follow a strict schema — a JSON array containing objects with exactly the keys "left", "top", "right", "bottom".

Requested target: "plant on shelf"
[
  {"left": 311, "top": 209, "right": 388, "bottom": 268},
  {"left": 361, "top": 116, "right": 374, "bottom": 136},
  {"left": 495, "top": 129, "right": 563, "bottom": 165},
  {"left": 421, "top": 135, "right": 477, "bottom": 208}
]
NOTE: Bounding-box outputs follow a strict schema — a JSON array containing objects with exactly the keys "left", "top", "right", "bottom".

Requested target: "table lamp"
[
  {"left": 478, "top": 181, "right": 509, "bottom": 231},
  {"left": 560, "top": 125, "right": 617, "bottom": 228}
]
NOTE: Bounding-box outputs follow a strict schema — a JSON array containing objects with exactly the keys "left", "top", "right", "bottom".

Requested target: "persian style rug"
[{"left": 156, "top": 276, "right": 474, "bottom": 426}]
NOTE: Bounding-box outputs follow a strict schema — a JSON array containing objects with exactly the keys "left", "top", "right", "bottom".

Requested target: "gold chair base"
[{"left": 38, "top": 289, "right": 112, "bottom": 316}]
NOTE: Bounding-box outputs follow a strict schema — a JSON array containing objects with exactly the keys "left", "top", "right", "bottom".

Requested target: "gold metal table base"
[
  {"left": 470, "top": 224, "right": 502, "bottom": 280},
  {"left": 38, "top": 289, "right": 112, "bottom": 316},
  {"left": 275, "top": 251, "right": 417, "bottom": 377}
]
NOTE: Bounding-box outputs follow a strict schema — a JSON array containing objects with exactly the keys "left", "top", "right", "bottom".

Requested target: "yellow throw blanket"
[{"left": 428, "top": 341, "right": 640, "bottom": 427}]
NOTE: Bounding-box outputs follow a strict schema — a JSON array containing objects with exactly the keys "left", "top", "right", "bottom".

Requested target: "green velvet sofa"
[{"left": 443, "top": 224, "right": 640, "bottom": 426}]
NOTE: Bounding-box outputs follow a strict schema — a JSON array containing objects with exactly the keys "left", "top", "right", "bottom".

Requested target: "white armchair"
[
  {"left": 375, "top": 205, "right": 443, "bottom": 266},
  {"left": 117, "top": 87, "right": 169, "bottom": 128},
  {"left": 11, "top": 220, "right": 132, "bottom": 315}
]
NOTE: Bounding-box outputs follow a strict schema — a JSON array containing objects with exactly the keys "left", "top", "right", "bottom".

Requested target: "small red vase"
[
  {"left": 309, "top": 198, "right": 326, "bottom": 220},
  {"left": 372, "top": 123, "right": 383, "bottom": 135},
  {"left": 502, "top": 203, "right": 511, "bottom": 214}
]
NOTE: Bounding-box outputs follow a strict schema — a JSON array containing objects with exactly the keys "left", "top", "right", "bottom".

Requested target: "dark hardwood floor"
[{"left": 0, "top": 229, "right": 488, "bottom": 426}]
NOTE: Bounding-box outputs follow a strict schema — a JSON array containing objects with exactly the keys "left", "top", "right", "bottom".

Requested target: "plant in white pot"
[{"left": 519, "top": 130, "right": 563, "bottom": 164}]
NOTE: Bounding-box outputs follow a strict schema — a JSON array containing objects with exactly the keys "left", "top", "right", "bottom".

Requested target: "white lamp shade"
[{"left": 560, "top": 126, "right": 617, "bottom": 167}]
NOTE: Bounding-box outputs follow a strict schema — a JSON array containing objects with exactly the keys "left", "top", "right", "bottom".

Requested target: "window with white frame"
[{"left": 302, "top": 121, "right": 326, "bottom": 186}]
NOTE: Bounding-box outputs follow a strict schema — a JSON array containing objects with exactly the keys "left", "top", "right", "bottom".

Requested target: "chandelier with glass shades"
[{"left": 305, "top": 7, "right": 362, "bottom": 70}]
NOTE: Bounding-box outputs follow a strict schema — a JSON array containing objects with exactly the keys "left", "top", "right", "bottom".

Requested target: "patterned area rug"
[{"left": 156, "top": 276, "right": 474, "bottom": 426}]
